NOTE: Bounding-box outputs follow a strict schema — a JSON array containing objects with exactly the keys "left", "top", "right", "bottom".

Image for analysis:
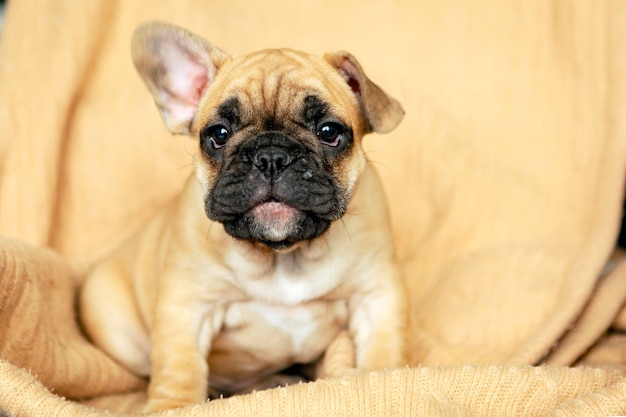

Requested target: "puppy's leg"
[
  {"left": 349, "top": 266, "right": 407, "bottom": 370},
  {"left": 79, "top": 263, "right": 150, "bottom": 376},
  {"left": 317, "top": 330, "right": 356, "bottom": 379},
  {"left": 145, "top": 278, "right": 225, "bottom": 412}
]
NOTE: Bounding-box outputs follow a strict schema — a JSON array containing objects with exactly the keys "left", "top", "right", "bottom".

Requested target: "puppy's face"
[
  {"left": 195, "top": 50, "right": 368, "bottom": 250},
  {"left": 132, "top": 22, "right": 404, "bottom": 251}
]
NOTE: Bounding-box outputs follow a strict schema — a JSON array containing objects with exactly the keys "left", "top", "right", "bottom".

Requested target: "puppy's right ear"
[{"left": 131, "top": 22, "right": 230, "bottom": 135}]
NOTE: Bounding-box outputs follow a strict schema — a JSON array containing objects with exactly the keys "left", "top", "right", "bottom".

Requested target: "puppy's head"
[{"left": 132, "top": 22, "right": 404, "bottom": 251}]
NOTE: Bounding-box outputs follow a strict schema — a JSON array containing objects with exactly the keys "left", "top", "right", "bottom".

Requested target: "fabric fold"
[{"left": 0, "top": 238, "right": 146, "bottom": 399}]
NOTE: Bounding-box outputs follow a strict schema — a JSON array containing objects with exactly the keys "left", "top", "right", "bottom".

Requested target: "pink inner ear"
[
  {"left": 166, "top": 47, "right": 209, "bottom": 105},
  {"left": 189, "top": 67, "right": 207, "bottom": 103},
  {"left": 346, "top": 77, "right": 361, "bottom": 95},
  {"left": 337, "top": 60, "right": 362, "bottom": 97}
]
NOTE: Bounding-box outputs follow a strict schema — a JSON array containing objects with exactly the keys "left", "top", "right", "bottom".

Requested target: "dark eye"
[
  {"left": 204, "top": 124, "right": 231, "bottom": 149},
  {"left": 317, "top": 122, "right": 344, "bottom": 146}
]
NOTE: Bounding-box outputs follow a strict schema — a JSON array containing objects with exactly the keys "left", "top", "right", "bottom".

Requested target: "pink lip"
[{"left": 250, "top": 201, "right": 299, "bottom": 222}]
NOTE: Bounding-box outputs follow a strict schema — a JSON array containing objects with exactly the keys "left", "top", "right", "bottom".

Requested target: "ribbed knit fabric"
[
  {"left": 2, "top": 361, "right": 626, "bottom": 417},
  {"left": 0, "top": 239, "right": 146, "bottom": 399}
]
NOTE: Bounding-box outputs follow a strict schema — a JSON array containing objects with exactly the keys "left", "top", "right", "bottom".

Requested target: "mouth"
[
  {"left": 247, "top": 201, "right": 302, "bottom": 244},
  {"left": 250, "top": 201, "right": 300, "bottom": 225},
  {"left": 214, "top": 199, "right": 334, "bottom": 251}
]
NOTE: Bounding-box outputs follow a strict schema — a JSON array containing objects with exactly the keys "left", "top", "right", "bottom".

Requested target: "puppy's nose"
[{"left": 253, "top": 148, "right": 292, "bottom": 176}]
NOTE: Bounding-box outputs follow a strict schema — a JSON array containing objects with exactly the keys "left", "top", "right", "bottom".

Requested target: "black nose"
[{"left": 253, "top": 147, "right": 293, "bottom": 176}]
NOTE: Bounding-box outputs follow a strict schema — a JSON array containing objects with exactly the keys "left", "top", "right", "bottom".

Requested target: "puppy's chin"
[
  {"left": 248, "top": 202, "right": 302, "bottom": 244},
  {"left": 221, "top": 202, "right": 332, "bottom": 251}
]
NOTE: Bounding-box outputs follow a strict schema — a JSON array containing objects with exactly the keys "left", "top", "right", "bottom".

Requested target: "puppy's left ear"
[
  {"left": 325, "top": 51, "right": 404, "bottom": 134},
  {"left": 131, "top": 22, "right": 231, "bottom": 135}
]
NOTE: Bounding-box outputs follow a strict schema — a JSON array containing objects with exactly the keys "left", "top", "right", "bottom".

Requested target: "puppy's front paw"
[{"left": 317, "top": 331, "right": 357, "bottom": 379}]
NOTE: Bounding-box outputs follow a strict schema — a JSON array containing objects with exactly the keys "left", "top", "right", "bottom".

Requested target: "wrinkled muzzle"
[{"left": 205, "top": 133, "right": 346, "bottom": 250}]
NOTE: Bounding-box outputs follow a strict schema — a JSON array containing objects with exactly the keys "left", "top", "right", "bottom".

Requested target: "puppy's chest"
[
  {"left": 217, "top": 299, "right": 347, "bottom": 358},
  {"left": 214, "top": 257, "right": 350, "bottom": 361},
  {"left": 204, "top": 249, "right": 352, "bottom": 388},
  {"left": 227, "top": 249, "right": 351, "bottom": 305},
  {"left": 208, "top": 299, "right": 348, "bottom": 389}
]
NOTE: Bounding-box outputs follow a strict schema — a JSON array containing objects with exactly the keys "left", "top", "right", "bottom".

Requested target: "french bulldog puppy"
[{"left": 79, "top": 21, "right": 407, "bottom": 411}]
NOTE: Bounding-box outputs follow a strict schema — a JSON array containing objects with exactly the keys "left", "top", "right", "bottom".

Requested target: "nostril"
[
  {"left": 274, "top": 154, "right": 289, "bottom": 172},
  {"left": 254, "top": 151, "right": 271, "bottom": 172},
  {"left": 253, "top": 148, "right": 292, "bottom": 175}
]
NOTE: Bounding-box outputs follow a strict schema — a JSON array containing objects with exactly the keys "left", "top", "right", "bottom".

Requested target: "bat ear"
[
  {"left": 131, "top": 21, "right": 231, "bottom": 135},
  {"left": 325, "top": 51, "right": 404, "bottom": 134}
]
